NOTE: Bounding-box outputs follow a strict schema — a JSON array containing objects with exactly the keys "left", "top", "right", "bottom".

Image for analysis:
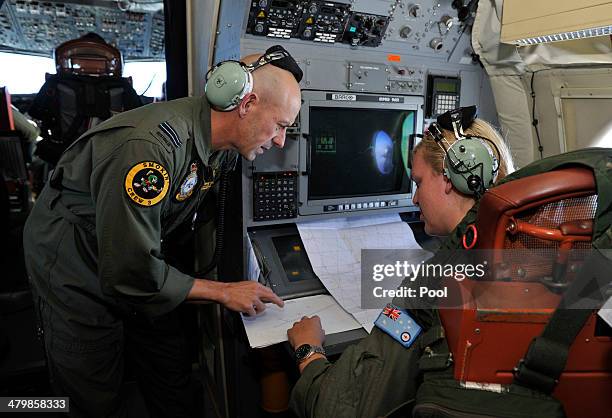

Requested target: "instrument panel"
[
  {"left": 247, "top": 0, "right": 389, "bottom": 47},
  {"left": 0, "top": 0, "right": 164, "bottom": 60}
]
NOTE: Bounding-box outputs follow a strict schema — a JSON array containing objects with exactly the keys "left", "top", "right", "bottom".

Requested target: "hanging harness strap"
[{"left": 513, "top": 250, "right": 611, "bottom": 394}]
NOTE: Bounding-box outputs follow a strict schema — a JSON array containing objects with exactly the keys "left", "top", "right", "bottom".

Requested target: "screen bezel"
[{"left": 298, "top": 90, "right": 424, "bottom": 216}]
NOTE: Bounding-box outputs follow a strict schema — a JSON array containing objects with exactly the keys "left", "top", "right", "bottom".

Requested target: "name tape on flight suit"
[
  {"left": 374, "top": 303, "right": 422, "bottom": 348},
  {"left": 124, "top": 161, "right": 170, "bottom": 206}
]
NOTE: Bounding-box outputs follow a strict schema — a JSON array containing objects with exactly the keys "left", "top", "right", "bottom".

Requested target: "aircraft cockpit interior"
[{"left": 0, "top": 1, "right": 610, "bottom": 417}]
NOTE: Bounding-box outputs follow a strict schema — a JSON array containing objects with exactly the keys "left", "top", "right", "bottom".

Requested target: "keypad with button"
[
  {"left": 253, "top": 171, "right": 298, "bottom": 221},
  {"left": 434, "top": 94, "right": 459, "bottom": 115}
]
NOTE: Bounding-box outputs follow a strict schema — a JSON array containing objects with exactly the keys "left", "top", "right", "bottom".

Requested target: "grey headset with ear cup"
[
  {"left": 204, "top": 50, "right": 290, "bottom": 111},
  {"left": 428, "top": 106, "right": 499, "bottom": 197}
]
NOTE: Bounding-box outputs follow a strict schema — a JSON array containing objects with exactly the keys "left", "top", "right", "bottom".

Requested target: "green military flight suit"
[
  {"left": 290, "top": 148, "right": 612, "bottom": 418},
  {"left": 23, "top": 96, "right": 235, "bottom": 418}
]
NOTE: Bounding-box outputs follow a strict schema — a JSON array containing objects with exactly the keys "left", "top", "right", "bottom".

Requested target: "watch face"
[{"left": 295, "top": 344, "right": 313, "bottom": 361}]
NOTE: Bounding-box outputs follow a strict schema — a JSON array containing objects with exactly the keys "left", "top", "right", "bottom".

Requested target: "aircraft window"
[
  {"left": 561, "top": 97, "right": 612, "bottom": 150},
  {"left": 0, "top": 53, "right": 166, "bottom": 98},
  {"left": 0, "top": 52, "right": 54, "bottom": 94},
  {"left": 123, "top": 61, "right": 167, "bottom": 98}
]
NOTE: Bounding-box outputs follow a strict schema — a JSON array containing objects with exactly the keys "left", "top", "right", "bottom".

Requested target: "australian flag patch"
[{"left": 374, "top": 303, "right": 422, "bottom": 348}]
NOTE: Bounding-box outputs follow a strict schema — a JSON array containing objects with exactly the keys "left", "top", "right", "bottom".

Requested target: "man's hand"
[
  {"left": 186, "top": 279, "right": 284, "bottom": 316},
  {"left": 219, "top": 281, "right": 284, "bottom": 315},
  {"left": 287, "top": 315, "right": 325, "bottom": 349}
]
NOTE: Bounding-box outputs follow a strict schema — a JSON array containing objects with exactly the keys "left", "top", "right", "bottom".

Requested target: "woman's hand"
[{"left": 287, "top": 315, "right": 325, "bottom": 348}]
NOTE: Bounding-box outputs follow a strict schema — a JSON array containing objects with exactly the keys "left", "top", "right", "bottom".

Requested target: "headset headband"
[
  {"left": 246, "top": 50, "right": 289, "bottom": 73},
  {"left": 436, "top": 105, "right": 477, "bottom": 136},
  {"left": 424, "top": 106, "right": 499, "bottom": 198},
  {"left": 428, "top": 106, "right": 477, "bottom": 165}
]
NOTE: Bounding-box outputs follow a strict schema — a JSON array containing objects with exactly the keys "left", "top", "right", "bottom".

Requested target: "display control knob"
[{"left": 430, "top": 37, "right": 443, "bottom": 50}]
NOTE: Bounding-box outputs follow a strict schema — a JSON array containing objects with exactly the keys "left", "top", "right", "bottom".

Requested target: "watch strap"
[{"left": 295, "top": 344, "right": 326, "bottom": 364}]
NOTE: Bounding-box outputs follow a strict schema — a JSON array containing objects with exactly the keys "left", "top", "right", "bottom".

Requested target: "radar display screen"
[{"left": 308, "top": 107, "right": 414, "bottom": 199}]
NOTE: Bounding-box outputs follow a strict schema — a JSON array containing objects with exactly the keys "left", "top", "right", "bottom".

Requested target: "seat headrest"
[
  {"left": 475, "top": 166, "right": 596, "bottom": 249},
  {"left": 55, "top": 37, "right": 122, "bottom": 77}
]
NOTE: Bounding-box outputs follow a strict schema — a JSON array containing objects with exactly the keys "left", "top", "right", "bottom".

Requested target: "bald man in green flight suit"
[{"left": 23, "top": 46, "right": 302, "bottom": 418}]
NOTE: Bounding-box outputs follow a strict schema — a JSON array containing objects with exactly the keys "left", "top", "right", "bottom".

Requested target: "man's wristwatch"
[{"left": 294, "top": 344, "right": 326, "bottom": 364}]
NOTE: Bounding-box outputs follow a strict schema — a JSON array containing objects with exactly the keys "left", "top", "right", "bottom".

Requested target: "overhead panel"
[
  {"left": 246, "top": 0, "right": 388, "bottom": 47},
  {"left": 241, "top": 0, "right": 477, "bottom": 65},
  {"left": 0, "top": 0, "right": 164, "bottom": 60}
]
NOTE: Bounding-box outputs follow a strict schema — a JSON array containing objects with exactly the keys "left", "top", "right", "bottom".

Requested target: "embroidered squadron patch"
[
  {"left": 124, "top": 161, "right": 170, "bottom": 206},
  {"left": 176, "top": 162, "right": 199, "bottom": 201}
]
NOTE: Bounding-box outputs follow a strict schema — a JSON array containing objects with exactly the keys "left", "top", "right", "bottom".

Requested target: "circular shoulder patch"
[{"left": 124, "top": 161, "right": 170, "bottom": 207}]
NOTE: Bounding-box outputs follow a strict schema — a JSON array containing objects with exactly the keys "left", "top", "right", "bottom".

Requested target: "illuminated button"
[
  {"left": 389, "top": 200, "right": 398, "bottom": 206},
  {"left": 338, "top": 204, "right": 344, "bottom": 210},
  {"left": 380, "top": 201, "right": 386, "bottom": 207},
  {"left": 350, "top": 204, "right": 356, "bottom": 209},
  {"left": 374, "top": 202, "right": 380, "bottom": 208},
  {"left": 357, "top": 203, "right": 362, "bottom": 209},
  {"left": 368, "top": 202, "right": 374, "bottom": 208}
]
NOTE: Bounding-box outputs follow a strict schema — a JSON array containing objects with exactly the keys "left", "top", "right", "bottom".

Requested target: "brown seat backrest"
[
  {"left": 442, "top": 166, "right": 610, "bottom": 418},
  {"left": 476, "top": 166, "right": 596, "bottom": 249},
  {"left": 472, "top": 166, "right": 597, "bottom": 284}
]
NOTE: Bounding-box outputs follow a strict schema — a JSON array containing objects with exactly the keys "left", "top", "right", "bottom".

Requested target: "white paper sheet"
[
  {"left": 598, "top": 296, "right": 612, "bottom": 328},
  {"left": 245, "top": 234, "right": 261, "bottom": 281},
  {"left": 241, "top": 294, "right": 361, "bottom": 348},
  {"left": 297, "top": 214, "right": 430, "bottom": 332}
]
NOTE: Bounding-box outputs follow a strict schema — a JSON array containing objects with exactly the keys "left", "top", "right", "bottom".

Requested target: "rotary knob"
[
  {"left": 438, "top": 15, "right": 453, "bottom": 34},
  {"left": 430, "top": 37, "right": 443, "bottom": 50}
]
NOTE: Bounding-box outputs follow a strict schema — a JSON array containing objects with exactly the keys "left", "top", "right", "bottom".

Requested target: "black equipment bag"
[
  {"left": 29, "top": 73, "right": 142, "bottom": 165},
  {"left": 410, "top": 373, "right": 566, "bottom": 418}
]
